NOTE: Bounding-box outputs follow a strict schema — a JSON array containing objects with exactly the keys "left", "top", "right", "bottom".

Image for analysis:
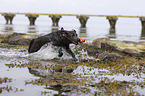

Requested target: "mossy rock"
[
  {"left": 1, "top": 33, "right": 39, "bottom": 45},
  {"left": 108, "top": 41, "right": 145, "bottom": 52},
  {"left": 92, "top": 38, "right": 145, "bottom": 57},
  {"left": 92, "top": 38, "right": 110, "bottom": 48},
  {"left": 98, "top": 52, "right": 123, "bottom": 62}
]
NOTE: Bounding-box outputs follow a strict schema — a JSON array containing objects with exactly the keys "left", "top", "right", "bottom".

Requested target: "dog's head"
[{"left": 60, "top": 27, "right": 82, "bottom": 45}]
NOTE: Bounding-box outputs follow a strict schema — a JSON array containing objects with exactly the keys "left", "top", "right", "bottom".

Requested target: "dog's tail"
[{"left": 28, "top": 39, "right": 35, "bottom": 53}]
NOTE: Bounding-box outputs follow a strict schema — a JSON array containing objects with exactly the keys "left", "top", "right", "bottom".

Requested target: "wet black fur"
[{"left": 28, "top": 28, "right": 80, "bottom": 60}]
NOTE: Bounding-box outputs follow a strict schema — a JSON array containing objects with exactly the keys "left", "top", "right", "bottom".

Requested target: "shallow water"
[
  {"left": 0, "top": 44, "right": 145, "bottom": 96},
  {"left": 0, "top": 16, "right": 145, "bottom": 96},
  {"left": 0, "top": 15, "right": 145, "bottom": 42}
]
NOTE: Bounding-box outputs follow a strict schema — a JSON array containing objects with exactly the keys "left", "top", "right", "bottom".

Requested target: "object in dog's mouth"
[{"left": 79, "top": 38, "right": 85, "bottom": 43}]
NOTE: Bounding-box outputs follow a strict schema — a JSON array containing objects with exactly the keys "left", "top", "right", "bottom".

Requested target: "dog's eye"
[{"left": 73, "top": 34, "right": 77, "bottom": 36}]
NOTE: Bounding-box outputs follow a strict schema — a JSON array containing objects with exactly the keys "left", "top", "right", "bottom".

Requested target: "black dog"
[{"left": 28, "top": 28, "right": 82, "bottom": 60}]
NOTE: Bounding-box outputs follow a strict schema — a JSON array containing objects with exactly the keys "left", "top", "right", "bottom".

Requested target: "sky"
[{"left": 0, "top": 0, "right": 145, "bottom": 16}]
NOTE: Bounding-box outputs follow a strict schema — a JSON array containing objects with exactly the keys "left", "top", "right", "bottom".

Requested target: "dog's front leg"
[
  {"left": 64, "top": 45, "right": 78, "bottom": 61},
  {"left": 58, "top": 47, "right": 63, "bottom": 57}
]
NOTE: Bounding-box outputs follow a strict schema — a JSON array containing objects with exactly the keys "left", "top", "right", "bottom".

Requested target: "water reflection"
[
  {"left": 4, "top": 56, "right": 145, "bottom": 96},
  {"left": 51, "top": 26, "right": 59, "bottom": 32},
  {"left": 108, "top": 28, "right": 116, "bottom": 39},
  {"left": 79, "top": 27, "right": 87, "bottom": 38},
  {"left": 27, "top": 61, "right": 79, "bottom": 96},
  {"left": 141, "top": 28, "right": 145, "bottom": 40},
  {"left": 25, "top": 60, "right": 144, "bottom": 96},
  {"left": 27, "top": 25, "right": 37, "bottom": 33},
  {"left": 4, "top": 24, "right": 13, "bottom": 32}
]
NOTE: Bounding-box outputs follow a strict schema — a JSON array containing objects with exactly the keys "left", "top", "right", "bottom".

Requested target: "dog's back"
[{"left": 28, "top": 34, "right": 52, "bottom": 53}]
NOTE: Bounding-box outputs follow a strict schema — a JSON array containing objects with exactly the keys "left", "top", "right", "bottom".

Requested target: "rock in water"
[
  {"left": 98, "top": 52, "right": 123, "bottom": 62},
  {"left": 1, "top": 33, "right": 38, "bottom": 45},
  {"left": 92, "top": 38, "right": 145, "bottom": 57}
]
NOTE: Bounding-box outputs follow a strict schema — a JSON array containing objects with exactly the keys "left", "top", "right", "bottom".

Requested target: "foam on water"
[
  {"left": 28, "top": 43, "right": 93, "bottom": 61},
  {"left": 28, "top": 43, "right": 74, "bottom": 60},
  {"left": 28, "top": 44, "right": 58, "bottom": 60},
  {"left": 0, "top": 43, "right": 91, "bottom": 61},
  {"left": 0, "top": 48, "right": 28, "bottom": 60}
]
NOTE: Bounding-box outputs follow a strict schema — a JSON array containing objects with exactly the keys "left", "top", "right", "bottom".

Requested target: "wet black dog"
[{"left": 28, "top": 28, "right": 81, "bottom": 61}]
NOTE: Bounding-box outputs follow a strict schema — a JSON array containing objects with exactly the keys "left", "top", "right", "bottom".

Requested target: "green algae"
[
  {"left": 108, "top": 40, "right": 145, "bottom": 52},
  {"left": 0, "top": 77, "right": 12, "bottom": 84},
  {"left": 4, "top": 55, "right": 145, "bottom": 95},
  {"left": 0, "top": 77, "right": 24, "bottom": 94}
]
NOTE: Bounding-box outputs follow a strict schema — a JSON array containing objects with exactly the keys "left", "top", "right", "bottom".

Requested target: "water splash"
[
  {"left": 0, "top": 44, "right": 92, "bottom": 61},
  {"left": 28, "top": 43, "right": 59, "bottom": 60},
  {"left": 28, "top": 44, "right": 94, "bottom": 61},
  {"left": 0, "top": 48, "right": 28, "bottom": 60}
]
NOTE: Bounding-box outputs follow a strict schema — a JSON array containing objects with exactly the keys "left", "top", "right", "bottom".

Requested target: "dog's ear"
[
  {"left": 71, "top": 29, "right": 76, "bottom": 33},
  {"left": 73, "top": 29, "right": 76, "bottom": 32},
  {"left": 61, "top": 27, "right": 64, "bottom": 31}
]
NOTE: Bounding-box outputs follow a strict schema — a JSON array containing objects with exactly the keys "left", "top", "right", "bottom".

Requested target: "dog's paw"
[{"left": 58, "top": 52, "right": 63, "bottom": 57}]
